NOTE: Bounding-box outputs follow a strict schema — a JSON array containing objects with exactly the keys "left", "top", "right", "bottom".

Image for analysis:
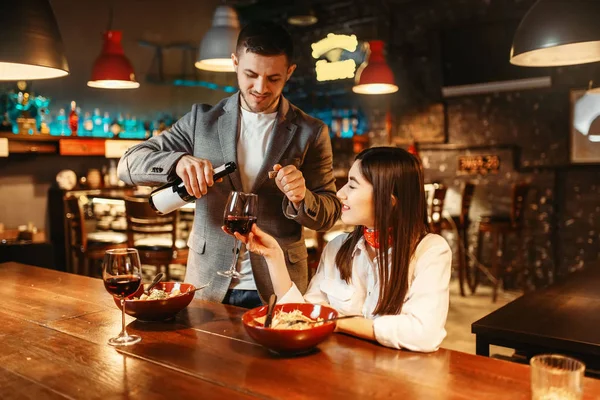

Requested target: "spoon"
[
  {"left": 144, "top": 272, "right": 164, "bottom": 295},
  {"left": 287, "top": 314, "right": 363, "bottom": 326},
  {"left": 184, "top": 282, "right": 211, "bottom": 295},
  {"left": 264, "top": 294, "right": 277, "bottom": 328}
]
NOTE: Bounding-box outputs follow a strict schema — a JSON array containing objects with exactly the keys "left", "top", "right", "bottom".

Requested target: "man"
[{"left": 118, "top": 21, "right": 341, "bottom": 308}]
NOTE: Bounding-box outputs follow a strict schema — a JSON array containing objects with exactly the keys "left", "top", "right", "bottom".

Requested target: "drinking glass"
[
  {"left": 530, "top": 354, "right": 585, "bottom": 400},
  {"left": 218, "top": 191, "right": 258, "bottom": 278},
  {"left": 103, "top": 248, "right": 143, "bottom": 346}
]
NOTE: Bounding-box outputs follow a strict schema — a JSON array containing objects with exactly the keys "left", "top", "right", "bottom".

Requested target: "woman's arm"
[
  {"left": 334, "top": 317, "right": 375, "bottom": 342},
  {"left": 372, "top": 241, "right": 452, "bottom": 352},
  {"left": 232, "top": 224, "right": 331, "bottom": 304},
  {"left": 233, "top": 225, "right": 293, "bottom": 298}
]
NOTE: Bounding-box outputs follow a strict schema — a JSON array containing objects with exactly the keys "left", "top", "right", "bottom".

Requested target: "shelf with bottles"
[
  {"left": 0, "top": 84, "right": 178, "bottom": 140},
  {"left": 308, "top": 108, "right": 367, "bottom": 139}
]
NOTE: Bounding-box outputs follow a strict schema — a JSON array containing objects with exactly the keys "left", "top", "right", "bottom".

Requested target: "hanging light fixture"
[
  {"left": 510, "top": 0, "right": 600, "bottom": 67},
  {"left": 352, "top": 40, "right": 398, "bottom": 95},
  {"left": 195, "top": 5, "right": 241, "bottom": 72},
  {"left": 87, "top": 9, "right": 139, "bottom": 89},
  {"left": 0, "top": 0, "right": 69, "bottom": 80}
]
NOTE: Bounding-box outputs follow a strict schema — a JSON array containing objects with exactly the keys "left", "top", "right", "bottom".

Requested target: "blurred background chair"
[
  {"left": 428, "top": 183, "right": 448, "bottom": 234},
  {"left": 475, "top": 182, "right": 531, "bottom": 302},
  {"left": 64, "top": 195, "right": 127, "bottom": 276},
  {"left": 124, "top": 196, "right": 188, "bottom": 281},
  {"left": 440, "top": 182, "right": 476, "bottom": 297}
]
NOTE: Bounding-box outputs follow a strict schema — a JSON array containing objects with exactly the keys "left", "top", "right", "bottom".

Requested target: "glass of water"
[{"left": 530, "top": 354, "right": 585, "bottom": 400}]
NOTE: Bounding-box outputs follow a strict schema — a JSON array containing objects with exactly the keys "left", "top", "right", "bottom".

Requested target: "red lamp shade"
[
  {"left": 353, "top": 40, "right": 398, "bottom": 95},
  {"left": 87, "top": 30, "right": 139, "bottom": 89}
]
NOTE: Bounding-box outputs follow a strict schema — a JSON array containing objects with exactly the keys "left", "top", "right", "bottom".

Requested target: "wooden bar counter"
[{"left": 2, "top": 262, "right": 600, "bottom": 399}]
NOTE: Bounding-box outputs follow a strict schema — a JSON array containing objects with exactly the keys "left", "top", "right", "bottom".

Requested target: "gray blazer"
[{"left": 118, "top": 93, "right": 341, "bottom": 303}]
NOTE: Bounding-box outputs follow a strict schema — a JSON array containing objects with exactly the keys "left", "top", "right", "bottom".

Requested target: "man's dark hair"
[{"left": 236, "top": 21, "right": 294, "bottom": 64}]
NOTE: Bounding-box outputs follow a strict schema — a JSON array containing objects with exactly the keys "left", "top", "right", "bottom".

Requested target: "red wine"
[
  {"left": 223, "top": 215, "right": 257, "bottom": 234},
  {"left": 104, "top": 275, "right": 141, "bottom": 297}
]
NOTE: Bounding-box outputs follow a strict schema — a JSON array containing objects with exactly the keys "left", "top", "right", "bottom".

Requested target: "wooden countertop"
[{"left": 2, "top": 262, "right": 600, "bottom": 399}]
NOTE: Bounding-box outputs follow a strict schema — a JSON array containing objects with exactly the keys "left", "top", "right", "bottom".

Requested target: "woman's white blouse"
[{"left": 278, "top": 233, "right": 452, "bottom": 352}]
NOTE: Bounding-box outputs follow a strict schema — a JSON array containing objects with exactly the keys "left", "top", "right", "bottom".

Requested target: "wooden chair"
[
  {"left": 475, "top": 182, "right": 531, "bottom": 302},
  {"left": 440, "top": 182, "right": 476, "bottom": 297},
  {"left": 124, "top": 196, "right": 188, "bottom": 281},
  {"left": 428, "top": 183, "right": 448, "bottom": 234},
  {"left": 64, "top": 195, "right": 127, "bottom": 276}
]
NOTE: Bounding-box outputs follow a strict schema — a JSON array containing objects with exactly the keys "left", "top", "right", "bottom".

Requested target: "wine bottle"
[{"left": 149, "top": 162, "right": 237, "bottom": 215}]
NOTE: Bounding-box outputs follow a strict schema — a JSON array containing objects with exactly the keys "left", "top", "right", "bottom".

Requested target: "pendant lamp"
[
  {"left": 510, "top": 0, "right": 600, "bottom": 67},
  {"left": 352, "top": 40, "right": 398, "bottom": 95},
  {"left": 195, "top": 5, "right": 241, "bottom": 72},
  {"left": 87, "top": 30, "right": 140, "bottom": 89},
  {"left": 0, "top": 0, "right": 69, "bottom": 80}
]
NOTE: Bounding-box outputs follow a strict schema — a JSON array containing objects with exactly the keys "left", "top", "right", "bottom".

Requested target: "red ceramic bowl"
[
  {"left": 113, "top": 282, "right": 196, "bottom": 322},
  {"left": 242, "top": 303, "right": 337, "bottom": 354}
]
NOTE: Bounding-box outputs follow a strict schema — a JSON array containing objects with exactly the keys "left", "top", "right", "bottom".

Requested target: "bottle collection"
[{"left": 0, "top": 82, "right": 177, "bottom": 138}]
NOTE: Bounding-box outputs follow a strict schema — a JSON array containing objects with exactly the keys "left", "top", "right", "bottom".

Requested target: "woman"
[{"left": 230, "top": 147, "right": 451, "bottom": 352}]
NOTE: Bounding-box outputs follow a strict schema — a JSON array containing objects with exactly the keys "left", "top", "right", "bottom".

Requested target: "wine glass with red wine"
[
  {"left": 102, "top": 248, "right": 143, "bottom": 346},
  {"left": 218, "top": 191, "right": 258, "bottom": 278}
]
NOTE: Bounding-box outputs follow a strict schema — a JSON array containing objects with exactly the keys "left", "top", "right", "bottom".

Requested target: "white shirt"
[
  {"left": 279, "top": 233, "right": 452, "bottom": 352},
  {"left": 231, "top": 107, "right": 278, "bottom": 290}
]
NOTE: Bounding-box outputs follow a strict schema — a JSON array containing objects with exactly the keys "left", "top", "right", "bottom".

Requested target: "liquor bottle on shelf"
[
  {"left": 103, "top": 112, "right": 112, "bottom": 136},
  {"left": 57, "top": 108, "right": 69, "bottom": 135},
  {"left": 68, "top": 101, "right": 79, "bottom": 136},
  {"left": 331, "top": 109, "right": 341, "bottom": 138},
  {"left": 93, "top": 108, "right": 103, "bottom": 136},
  {"left": 350, "top": 108, "right": 359, "bottom": 135},
  {"left": 82, "top": 111, "right": 94, "bottom": 136},
  {"left": 341, "top": 109, "right": 351, "bottom": 138}
]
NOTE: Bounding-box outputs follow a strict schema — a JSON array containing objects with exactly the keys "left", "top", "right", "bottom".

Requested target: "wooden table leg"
[{"left": 476, "top": 336, "right": 490, "bottom": 357}]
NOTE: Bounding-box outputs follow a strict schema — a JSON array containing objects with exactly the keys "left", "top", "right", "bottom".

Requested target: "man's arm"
[
  {"left": 281, "top": 124, "right": 341, "bottom": 231},
  {"left": 118, "top": 106, "right": 197, "bottom": 186}
]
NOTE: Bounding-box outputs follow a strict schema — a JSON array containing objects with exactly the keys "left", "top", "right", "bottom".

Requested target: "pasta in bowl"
[
  {"left": 242, "top": 303, "right": 338, "bottom": 354},
  {"left": 113, "top": 282, "right": 197, "bottom": 322}
]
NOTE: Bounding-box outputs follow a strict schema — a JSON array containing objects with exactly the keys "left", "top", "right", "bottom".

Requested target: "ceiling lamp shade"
[
  {"left": 510, "top": 0, "right": 600, "bottom": 67},
  {"left": 352, "top": 40, "right": 398, "bottom": 95},
  {"left": 0, "top": 0, "right": 69, "bottom": 80},
  {"left": 195, "top": 6, "right": 240, "bottom": 72},
  {"left": 87, "top": 30, "right": 139, "bottom": 89}
]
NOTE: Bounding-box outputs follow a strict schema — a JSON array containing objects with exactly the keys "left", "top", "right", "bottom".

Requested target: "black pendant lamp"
[
  {"left": 0, "top": 0, "right": 69, "bottom": 80},
  {"left": 510, "top": 0, "right": 600, "bottom": 67}
]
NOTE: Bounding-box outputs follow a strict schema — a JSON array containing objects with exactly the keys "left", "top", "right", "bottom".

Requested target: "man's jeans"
[{"left": 223, "top": 289, "right": 263, "bottom": 309}]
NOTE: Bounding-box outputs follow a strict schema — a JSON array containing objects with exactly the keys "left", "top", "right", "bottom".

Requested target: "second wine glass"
[
  {"left": 103, "top": 248, "right": 143, "bottom": 346},
  {"left": 218, "top": 191, "right": 258, "bottom": 278}
]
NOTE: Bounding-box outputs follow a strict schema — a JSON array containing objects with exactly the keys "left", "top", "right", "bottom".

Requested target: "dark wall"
[
  {"left": 261, "top": 0, "right": 600, "bottom": 283},
  {"left": 385, "top": 0, "right": 600, "bottom": 283}
]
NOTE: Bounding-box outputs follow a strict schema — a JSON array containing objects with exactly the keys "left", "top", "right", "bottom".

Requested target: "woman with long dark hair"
[{"left": 229, "top": 147, "right": 451, "bottom": 351}]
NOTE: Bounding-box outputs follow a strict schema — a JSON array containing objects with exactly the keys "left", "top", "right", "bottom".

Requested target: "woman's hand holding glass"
[{"left": 224, "top": 224, "right": 283, "bottom": 261}]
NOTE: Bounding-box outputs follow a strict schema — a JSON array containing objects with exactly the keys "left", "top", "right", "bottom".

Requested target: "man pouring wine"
[{"left": 117, "top": 21, "right": 341, "bottom": 308}]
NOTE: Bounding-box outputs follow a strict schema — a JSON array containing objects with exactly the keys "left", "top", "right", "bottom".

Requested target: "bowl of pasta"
[
  {"left": 113, "top": 282, "right": 197, "bottom": 322},
  {"left": 241, "top": 303, "right": 338, "bottom": 354}
]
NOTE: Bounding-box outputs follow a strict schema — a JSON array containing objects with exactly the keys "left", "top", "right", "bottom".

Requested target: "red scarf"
[
  {"left": 363, "top": 227, "right": 383, "bottom": 249},
  {"left": 363, "top": 227, "right": 395, "bottom": 249}
]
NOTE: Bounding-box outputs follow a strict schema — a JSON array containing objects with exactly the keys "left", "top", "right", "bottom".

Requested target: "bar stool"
[
  {"left": 64, "top": 195, "right": 128, "bottom": 276},
  {"left": 474, "top": 183, "right": 530, "bottom": 302},
  {"left": 124, "top": 196, "right": 188, "bottom": 281},
  {"left": 428, "top": 183, "right": 447, "bottom": 234},
  {"left": 440, "top": 182, "right": 476, "bottom": 296}
]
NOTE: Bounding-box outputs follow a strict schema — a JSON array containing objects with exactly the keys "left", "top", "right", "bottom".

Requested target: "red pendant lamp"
[
  {"left": 352, "top": 40, "right": 398, "bottom": 95},
  {"left": 87, "top": 28, "right": 139, "bottom": 89}
]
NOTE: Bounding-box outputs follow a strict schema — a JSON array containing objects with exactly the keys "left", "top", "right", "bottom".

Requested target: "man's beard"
[{"left": 240, "top": 90, "right": 278, "bottom": 113}]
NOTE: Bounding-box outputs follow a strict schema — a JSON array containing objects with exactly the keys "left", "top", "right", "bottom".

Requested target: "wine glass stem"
[
  {"left": 229, "top": 239, "right": 240, "bottom": 272},
  {"left": 120, "top": 298, "right": 128, "bottom": 338}
]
